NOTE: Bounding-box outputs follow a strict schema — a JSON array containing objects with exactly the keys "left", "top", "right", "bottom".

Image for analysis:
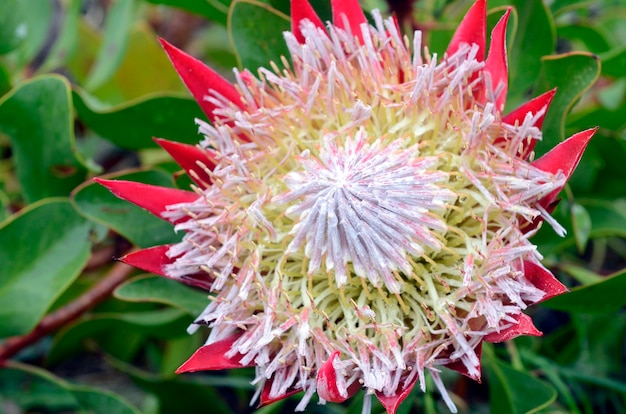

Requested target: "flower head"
[{"left": 97, "top": 0, "right": 595, "bottom": 412}]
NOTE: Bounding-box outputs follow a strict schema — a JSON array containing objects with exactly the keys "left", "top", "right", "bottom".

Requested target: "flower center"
[{"left": 275, "top": 129, "right": 455, "bottom": 293}]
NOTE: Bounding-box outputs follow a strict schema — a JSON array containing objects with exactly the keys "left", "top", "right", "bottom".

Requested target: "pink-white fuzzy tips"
[
  {"left": 375, "top": 376, "right": 418, "bottom": 414},
  {"left": 94, "top": 178, "right": 198, "bottom": 223},
  {"left": 154, "top": 138, "right": 216, "bottom": 188},
  {"left": 159, "top": 38, "right": 244, "bottom": 120},
  {"left": 316, "top": 351, "right": 358, "bottom": 402},
  {"left": 176, "top": 334, "right": 249, "bottom": 373},
  {"left": 523, "top": 260, "right": 568, "bottom": 301},
  {"left": 533, "top": 127, "right": 597, "bottom": 207},
  {"left": 482, "top": 8, "right": 511, "bottom": 112},
  {"left": 484, "top": 313, "right": 542, "bottom": 343},
  {"left": 331, "top": 0, "right": 367, "bottom": 42},
  {"left": 447, "top": 0, "right": 486, "bottom": 61},
  {"left": 291, "top": 0, "right": 325, "bottom": 43}
]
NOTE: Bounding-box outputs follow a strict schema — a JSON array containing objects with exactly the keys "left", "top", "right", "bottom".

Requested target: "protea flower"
[{"left": 96, "top": 0, "right": 595, "bottom": 412}]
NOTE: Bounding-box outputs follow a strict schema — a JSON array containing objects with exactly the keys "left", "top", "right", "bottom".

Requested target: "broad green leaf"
[
  {"left": 73, "top": 89, "right": 204, "bottom": 150},
  {"left": 108, "top": 356, "right": 247, "bottom": 414},
  {"left": 0, "top": 63, "right": 10, "bottom": 96},
  {"left": 115, "top": 275, "right": 209, "bottom": 316},
  {"left": 72, "top": 169, "right": 183, "bottom": 247},
  {"left": 486, "top": 355, "right": 557, "bottom": 414},
  {"left": 0, "top": 361, "right": 140, "bottom": 414},
  {"left": 543, "top": 268, "right": 626, "bottom": 313},
  {"left": 550, "top": 0, "right": 593, "bottom": 16},
  {"left": 557, "top": 24, "right": 611, "bottom": 54},
  {"left": 560, "top": 264, "right": 603, "bottom": 285},
  {"left": 0, "top": 0, "right": 27, "bottom": 54},
  {"left": 0, "top": 199, "right": 92, "bottom": 338},
  {"left": 0, "top": 75, "right": 88, "bottom": 202},
  {"left": 11, "top": 0, "right": 53, "bottom": 67},
  {"left": 228, "top": 0, "right": 290, "bottom": 70},
  {"left": 491, "top": 0, "right": 556, "bottom": 108},
  {"left": 85, "top": 0, "right": 136, "bottom": 90},
  {"left": 69, "top": 22, "right": 187, "bottom": 102},
  {"left": 38, "top": 0, "right": 81, "bottom": 73},
  {"left": 585, "top": 200, "right": 626, "bottom": 239},
  {"left": 535, "top": 52, "right": 600, "bottom": 155},
  {"left": 48, "top": 308, "right": 190, "bottom": 365},
  {"left": 145, "top": 0, "right": 232, "bottom": 25},
  {"left": 72, "top": 388, "right": 142, "bottom": 414},
  {"left": 600, "top": 45, "right": 626, "bottom": 79}
]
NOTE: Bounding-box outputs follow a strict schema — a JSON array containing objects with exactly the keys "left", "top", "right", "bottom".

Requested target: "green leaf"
[
  {"left": 0, "top": 75, "right": 88, "bottom": 203},
  {"left": 486, "top": 354, "right": 557, "bottom": 414},
  {"left": 11, "top": 0, "right": 54, "bottom": 67},
  {"left": 145, "top": 0, "right": 232, "bottom": 25},
  {"left": 550, "top": 0, "right": 592, "bottom": 15},
  {"left": 0, "top": 361, "right": 140, "bottom": 414},
  {"left": 557, "top": 24, "right": 611, "bottom": 54},
  {"left": 585, "top": 199, "right": 626, "bottom": 239},
  {"left": 228, "top": 0, "right": 290, "bottom": 70},
  {"left": 115, "top": 275, "right": 209, "bottom": 316},
  {"left": 542, "top": 268, "right": 626, "bottom": 313},
  {"left": 73, "top": 88, "right": 205, "bottom": 150},
  {"left": 85, "top": 0, "right": 136, "bottom": 90},
  {"left": 0, "top": 0, "right": 27, "bottom": 54},
  {"left": 38, "top": 0, "right": 81, "bottom": 73},
  {"left": 72, "top": 169, "right": 182, "bottom": 247},
  {"left": 71, "top": 387, "right": 142, "bottom": 414},
  {"left": 600, "top": 45, "right": 626, "bottom": 79},
  {"left": 107, "top": 356, "right": 245, "bottom": 414},
  {"left": 535, "top": 52, "right": 600, "bottom": 155},
  {"left": 48, "top": 308, "right": 190, "bottom": 365},
  {"left": 0, "top": 199, "right": 92, "bottom": 338}
]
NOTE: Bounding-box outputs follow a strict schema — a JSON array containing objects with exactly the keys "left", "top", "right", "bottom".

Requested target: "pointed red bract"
[
  {"left": 159, "top": 38, "right": 244, "bottom": 120},
  {"left": 446, "top": 0, "right": 486, "bottom": 61},
  {"left": 502, "top": 89, "right": 557, "bottom": 159},
  {"left": 316, "top": 351, "right": 360, "bottom": 402},
  {"left": 444, "top": 343, "right": 482, "bottom": 381},
  {"left": 523, "top": 260, "right": 568, "bottom": 301},
  {"left": 484, "top": 313, "right": 542, "bottom": 343},
  {"left": 259, "top": 380, "right": 303, "bottom": 406},
  {"left": 291, "top": 0, "right": 325, "bottom": 43},
  {"left": 119, "top": 245, "right": 176, "bottom": 277},
  {"left": 154, "top": 138, "right": 217, "bottom": 188},
  {"left": 533, "top": 127, "right": 597, "bottom": 207},
  {"left": 482, "top": 8, "right": 511, "bottom": 112},
  {"left": 503, "top": 88, "right": 556, "bottom": 129},
  {"left": 176, "top": 334, "right": 250, "bottom": 373},
  {"left": 496, "top": 89, "right": 556, "bottom": 158},
  {"left": 120, "top": 246, "right": 215, "bottom": 290},
  {"left": 375, "top": 376, "right": 418, "bottom": 414},
  {"left": 94, "top": 178, "right": 198, "bottom": 223},
  {"left": 331, "top": 0, "right": 367, "bottom": 42}
]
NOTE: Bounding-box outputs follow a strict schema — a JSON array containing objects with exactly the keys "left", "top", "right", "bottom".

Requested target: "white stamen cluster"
[{"left": 163, "top": 11, "right": 566, "bottom": 412}]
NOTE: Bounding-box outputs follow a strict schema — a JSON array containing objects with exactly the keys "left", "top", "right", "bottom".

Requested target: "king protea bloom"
[{"left": 96, "top": 0, "right": 595, "bottom": 412}]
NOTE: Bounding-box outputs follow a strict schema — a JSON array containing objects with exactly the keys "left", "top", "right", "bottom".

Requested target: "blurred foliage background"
[{"left": 0, "top": 0, "right": 625, "bottom": 413}]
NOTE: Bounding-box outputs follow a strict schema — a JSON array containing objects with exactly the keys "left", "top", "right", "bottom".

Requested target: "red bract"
[{"left": 97, "top": 0, "right": 594, "bottom": 412}]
